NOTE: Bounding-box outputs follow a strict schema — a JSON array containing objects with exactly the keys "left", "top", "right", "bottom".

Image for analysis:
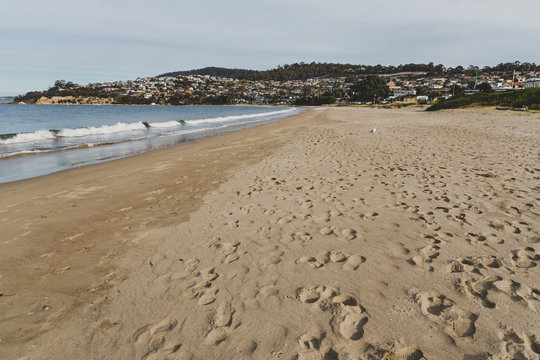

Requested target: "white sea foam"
[
  {"left": 0, "top": 129, "right": 57, "bottom": 144},
  {"left": 58, "top": 122, "right": 147, "bottom": 137},
  {"left": 191, "top": 108, "right": 295, "bottom": 124},
  {"left": 0, "top": 108, "right": 298, "bottom": 148},
  {"left": 150, "top": 121, "right": 183, "bottom": 128},
  {"left": 0, "top": 149, "right": 48, "bottom": 158}
]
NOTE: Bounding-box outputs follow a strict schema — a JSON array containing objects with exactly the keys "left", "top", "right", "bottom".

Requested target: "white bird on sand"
[{"left": 370, "top": 128, "right": 376, "bottom": 133}]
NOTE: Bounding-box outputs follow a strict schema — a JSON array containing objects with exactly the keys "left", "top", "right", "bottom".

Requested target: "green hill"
[
  {"left": 159, "top": 62, "right": 444, "bottom": 81},
  {"left": 160, "top": 61, "right": 540, "bottom": 81},
  {"left": 160, "top": 67, "right": 258, "bottom": 78}
]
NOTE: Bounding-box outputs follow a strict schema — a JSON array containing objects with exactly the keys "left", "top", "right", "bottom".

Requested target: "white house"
[{"left": 525, "top": 78, "right": 540, "bottom": 88}]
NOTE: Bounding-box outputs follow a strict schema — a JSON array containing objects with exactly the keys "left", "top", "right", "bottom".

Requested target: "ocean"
[{"left": 0, "top": 104, "right": 303, "bottom": 183}]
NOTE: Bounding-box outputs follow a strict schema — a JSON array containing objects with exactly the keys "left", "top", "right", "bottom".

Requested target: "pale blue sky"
[{"left": 1, "top": 0, "right": 539, "bottom": 96}]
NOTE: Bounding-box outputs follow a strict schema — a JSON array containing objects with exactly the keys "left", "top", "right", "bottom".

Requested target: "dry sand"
[{"left": 0, "top": 106, "right": 539, "bottom": 360}]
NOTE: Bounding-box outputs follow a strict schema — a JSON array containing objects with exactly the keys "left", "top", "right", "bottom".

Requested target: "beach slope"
[{"left": 1, "top": 107, "right": 539, "bottom": 360}]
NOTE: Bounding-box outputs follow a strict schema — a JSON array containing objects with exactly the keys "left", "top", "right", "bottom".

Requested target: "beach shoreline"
[
  {"left": 0, "top": 104, "right": 303, "bottom": 183},
  {"left": 1, "top": 107, "right": 539, "bottom": 359},
  {"left": 0, "top": 108, "right": 324, "bottom": 358}
]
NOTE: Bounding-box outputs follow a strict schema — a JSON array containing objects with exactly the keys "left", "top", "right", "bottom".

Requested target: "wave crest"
[
  {"left": 192, "top": 108, "right": 295, "bottom": 124},
  {"left": 0, "top": 108, "right": 296, "bottom": 145},
  {"left": 0, "top": 129, "right": 57, "bottom": 144},
  {"left": 58, "top": 122, "right": 147, "bottom": 137}
]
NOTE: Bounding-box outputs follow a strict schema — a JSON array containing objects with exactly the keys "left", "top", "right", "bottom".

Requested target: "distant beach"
[{"left": 0, "top": 107, "right": 539, "bottom": 360}]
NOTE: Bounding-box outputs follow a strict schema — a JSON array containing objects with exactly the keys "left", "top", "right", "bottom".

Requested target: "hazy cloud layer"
[{"left": 1, "top": 0, "right": 539, "bottom": 94}]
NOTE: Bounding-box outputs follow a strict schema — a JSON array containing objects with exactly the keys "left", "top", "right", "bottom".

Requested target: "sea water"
[{"left": 0, "top": 104, "right": 303, "bottom": 183}]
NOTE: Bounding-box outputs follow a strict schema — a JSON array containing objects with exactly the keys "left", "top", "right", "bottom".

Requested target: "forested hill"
[
  {"left": 158, "top": 62, "right": 540, "bottom": 81},
  {"left": 159, "top": 63, "right": 437, "bottom": 81},
  {"left": 160, "top": 67, "right": 257, "bottom": 78}
]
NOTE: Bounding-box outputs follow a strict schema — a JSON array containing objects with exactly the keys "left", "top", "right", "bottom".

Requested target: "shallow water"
[{"left": 0, "top": 105, "right": 303, "bottom": 183}]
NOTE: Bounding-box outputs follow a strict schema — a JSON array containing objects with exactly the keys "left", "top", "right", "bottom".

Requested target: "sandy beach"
[{"left": 1, "top": 106, "right": 539, "bottom": 360}]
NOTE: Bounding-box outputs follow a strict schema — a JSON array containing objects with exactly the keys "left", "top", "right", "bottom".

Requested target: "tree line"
[{"left": 160, "top": 61, "right": 540, "bottom": 81}]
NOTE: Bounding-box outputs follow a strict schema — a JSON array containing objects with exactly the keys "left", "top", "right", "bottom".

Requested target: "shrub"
[{"left": 426, "top": 88, "right": 540, "bottom": 111}]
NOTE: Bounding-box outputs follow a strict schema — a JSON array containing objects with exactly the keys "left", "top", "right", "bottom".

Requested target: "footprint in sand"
[
  {"left": 497, "top": 327, "right": 540, "bottom": 360},
  {"left": 408, "top": 245, "right": 440, "bottom": 272},
  {"left": 525, "top": 234, "right": 540, "bottom": 244},
  {"left": 296, "top": 250, "right": 365, "bottom": 271},
  {"left": 285, "top": 232, "right": 312, "bottom": 245},
  {"left": 297, "top": 332, "right": 338, "bottom": 360},
  {"left": 493, "top": 278, "right": 540, "bottom": 313},
  {"left": 260, "top": 245, "right": 284, "bottom": 265},
  {"left": 203, "top": 300, "right": 246, "bottom": 350},
  {"left": 133, "top": 316, "right": 181, "bottom": 360},
  {"left": 447, "top": 255, "right": 502, "bottom": 275},
  {"left": 319, "top": 226, "right": 335, "bottom": 235},
  {"left": 466, "top": 232, "right": 502, "bottom": 246},
  {"left": 410, "top": 214, "right": 440, "bottom": 231},
  {"left": 298, "top": 197, "right": 314, "bottom": 209},
  {"left": 356, "top": 212, "right": 379, "bottom": 221},
  {"left": 511, "top": 247, "right": 539, "bottom": 269},
  {"left": 389, "top": 242, "right": 411, "bottom": 259},
  {"left": 182, "top": 266, "right": 220, "bottom": 305},
  {"left": 395, "top": 202, "right": 419, "bottom": 213},
  {"left": 489, "top": 219, "right": 521, "bottom": 234},
  {"left": 456, "top": 271, "right": 540, "bottom": 312},
  {"left": 204, "top": 327, "right": 228, "bottom": 345},
  {"left": 183, "top": 258, "right": 200, "bottom": 273},
  {"left": 214, "top": 240, "right": 241, "bottom": 264},
  {"left": 445, "top": 211, "right": 472, "bottom": 226},
  {"left": 338, "top": 228, "right": 358, "bottom": 241},
  {"left": 276, "top": 215, "right": 295, "bottom": 225},
  {"left": 339, "top": 312, "right": 368, "bottom": 340},
  {"left": 88, "top": 272, "right": 119, "bottom": 293},
  {"left": 213, "top": 302, "right": 234, "bottom": 327},
  {"left": 381, "top": 346, "right": 424, "bottom": 360},
  {"left": 456, "top": 274, "right": 501, "bottom": 308},
  {"left": 296, "top": 285, "right": 368, "bottom": 343},
  {"left": 42, "top": 265, "right": 71, "bottom": 279},
  {"left": 319, "top": 226, "right": 359, "bottom": 241},
  {"left": 150, "top": 317, "right": 178, "bottom": 337},
  {"left": 198, "top": 288, "right": 219, "bottom": 306},
  {"left": 414, "top": 290, "right": 478, "bottom": 338}
]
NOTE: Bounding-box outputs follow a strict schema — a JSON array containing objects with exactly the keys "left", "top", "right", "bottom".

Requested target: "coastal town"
[
  {"left": 110, "top": 70, "right": 540, "bottom": 104},
  {"left": 12, "top": 64, "right": 540, "bottom": 106}
]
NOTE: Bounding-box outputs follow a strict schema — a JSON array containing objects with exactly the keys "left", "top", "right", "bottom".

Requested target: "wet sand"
[{"left": 0, "top": 106, "right": 539, "bottom": 359}]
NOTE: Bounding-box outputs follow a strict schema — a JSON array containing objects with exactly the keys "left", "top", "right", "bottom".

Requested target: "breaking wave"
[
  {"left": 191, "top": 108, "right": 295, "bottom": 124},
  {"left": 1, "top": 122, "right": 153, "bottom": 144},
  {"left": 0, "top": 108, "right": 297, "bottom": 146}
]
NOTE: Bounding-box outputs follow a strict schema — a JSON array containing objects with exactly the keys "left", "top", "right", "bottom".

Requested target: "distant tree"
[
  {"left": 349, "top": 75, "right": 390, "bottom": 102},
  {"left": 54, "top": 80, "right": 67, "bottom": 89},
  {"left": 478, "top": 82, "right": 493, "bottom": 93},
  {"left": 415, "top": 86, "right": 430, "bottom": 96},
  {"left": 451, "top": 84, "right": 465, "bottom": 97},
  {"left": 434, "top": 64, "right": 445, "bottom": 75},
  {"left": 319, "top": 90, "right": 336, "bottom": 105}
]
